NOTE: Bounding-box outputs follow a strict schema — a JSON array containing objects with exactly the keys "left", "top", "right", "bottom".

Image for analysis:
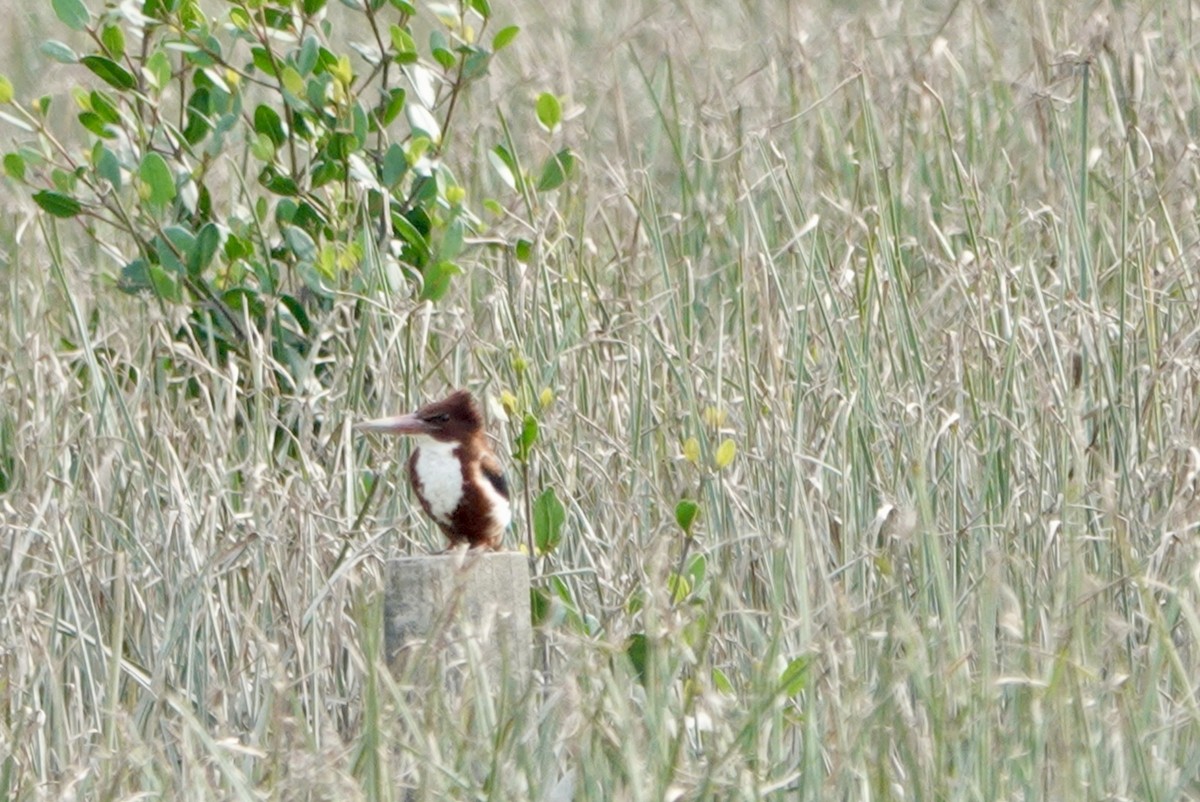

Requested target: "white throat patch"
[{"left": 412, "top": 437, "right": 463, "bottom": 525}]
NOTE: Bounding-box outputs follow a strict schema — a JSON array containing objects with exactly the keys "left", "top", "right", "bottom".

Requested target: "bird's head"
[{"left": 357, "top": 390, "right": 483, "bottom": 444}]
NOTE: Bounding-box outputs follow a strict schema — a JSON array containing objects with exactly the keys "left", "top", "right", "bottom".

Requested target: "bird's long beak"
[{"left": 355, "top": 413, "right": 428, "bottom": 436}]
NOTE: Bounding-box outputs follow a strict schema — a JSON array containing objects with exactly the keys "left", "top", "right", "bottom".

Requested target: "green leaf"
[
  {"left": 250, "top": 132, "right": 275, "bottom": 162},
  {"left": 100, "top": 24, "right": 125, "bottom": 59},
  {"left": 530, "top": 587, "right": 552, "bottom": 626},
  {"left": 282, "top": 225, "right": 318, "bottom": 263},
  {"left": 323, "top": 131, "right": 359, "bottom": 160},
  {"left": 188, "top": 222, "right": 220, "bottom": 276},
  {"left": 488, "top": 145, "right": 518, "bottom": 191},
  {"left": 389, "top": 25, "right": 416, "bottom": 56},
  {"left": 625, "top": 633, "right": 649, "bottom": 683},
  {"left": 406, "top": 102, "right": 441, "bottom": 142},
  {"left": 515, "top": 414, "right": 539, "bottom": 462},
  {"left": 94, "top": 144, "right": 121, "bottom": 188},
  {"left": 430, "top": 31, "right": 454, "bottom": 70},
  {"left": 155, "top": 228, "right": 189, "bottom": 275},
  {"left": 41, "top": 40, "right": 77, "bottom": 64},
  {"left": 514, "top": 238, "right": 532, "bottom": 263},
  {"left": 467, "top": 0, "right": 490, "bottom": 18},
  {"left": 780, "top": 656, "right": 810, "bottom": 697},
  {"left": 674, "top": 499, "right": 699, "bottom": 535},
  {"left": 53, "top": 0, "right": 90, "bottom": 32},
  {"left": 297, "top": 35, "right": 319, "bottom": 76},
  {"left": 3, "top": 153, "right": 25, "bottom": 180},
  {"left": 89, "top": 91, "right": 120, "bottom": 124},
  {"left": 550, "top": 576, "right": 584, "bottom": 632},
  {"left": 254, "top": 104, "right": 285, "bottom": 146},
  {"left": 259, "top": 166, "right": 299, "bottom": 196},
  {"left": 419, "top": 260, "right": 460, "bottom": 302},
  {"left": 81, "top": 56, "right": 135, "bottom": 91},
  {"left": 712, "top": 667, "right": 733, "bottom": 694},
  {"left": 492, "top": 25, "right": 519, "bottom": 51},
  {"left": 147, "top": 262, "right": 182, "bottom": 303},
  {"left": 381, "top": 143, "right": 407, "bottom": 187},
  {"left": 250, "top": 48, "right": 279, "bottom": 78},
  {"left": 139, "top": 152, "right": 176, "bottom": 207},
  {"left": 160, "top": 225, "right": 194, "bottom": 261},
  {"left": 392, "top": 213, "right": 430, "bottom": 266},
  {"left": 182, "top": 87, "right": 212, "bottom": 145},
  {"left": 667, "top": 572, "right": 691, "bottom": 603},
  {"left": 535, "top": 92, "right": 561, "bottom": 131},
  {"left": 533, "top": 487, "right": 566, "bottom": 554},
  {"left": 461, "top": 47, "right": 491, "bottom": 81},
  {"left": 281, "top": 66, "right": 304, "bottom": 97},
  {"left": 33, "top": 190, "right": 82, "bottom": 218},
  {"left": 279, "top": 293, "right": 313, "bottom": 334},
  {"left": 50, "top": 167, "right": 77, "bottom": 193},
  {"left": 77, "top": 111, "right": 109, "bottom": 138},
  {"left": 119, "top": 258, "right": 149, "bottom": 292},
  {"left": 378, "top": 87, "right": 406, "bottom": 126},
  {"left": 536, "top": 148, "right": 574, "bottom": 192},
  {"left": 145, "top": 51, "right": 171, "bottom": 91},
  {"left": 228, "top": 6, "right": 251, "bottom": 30},
  {"left": 0, "top": 76, "right": 12, "bottom": 105},
  {"left": 438, "top": 217, "right": 464, "bottom": 262}
]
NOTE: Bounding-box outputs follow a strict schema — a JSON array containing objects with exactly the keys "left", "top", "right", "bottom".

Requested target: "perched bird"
[{"left": 358, "top": 390, "right": 511, "bottom": 550}]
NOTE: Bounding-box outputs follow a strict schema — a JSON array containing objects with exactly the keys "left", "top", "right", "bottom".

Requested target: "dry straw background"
[{"left": 3, "top": 0, "right": 1200, "bottom": 799}]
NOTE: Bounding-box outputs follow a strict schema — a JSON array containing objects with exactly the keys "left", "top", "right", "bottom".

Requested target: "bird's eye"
[{"left": 427, "top": 412, "right": 451, "bottom": 424}]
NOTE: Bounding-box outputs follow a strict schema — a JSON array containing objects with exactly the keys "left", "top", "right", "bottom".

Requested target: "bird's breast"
[{"left": 410, "top": 438, "right": 464, "bottom": 525}]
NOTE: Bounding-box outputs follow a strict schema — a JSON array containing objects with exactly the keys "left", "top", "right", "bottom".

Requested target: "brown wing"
[{"left": 479, "top": 451, "right": 509, "bottom": 499}]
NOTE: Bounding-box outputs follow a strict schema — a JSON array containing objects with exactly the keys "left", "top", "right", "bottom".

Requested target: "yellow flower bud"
[
  {"left": 702, "top": 406, "right": 726, "bottom": 428},
  {"left": 714, "top": 438, "right": 737, "bottom": 470},
  {"left": 499, "top": 390, "right": 518, "bottom": 416}
]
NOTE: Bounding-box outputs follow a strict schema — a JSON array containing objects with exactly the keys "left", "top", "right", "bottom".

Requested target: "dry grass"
[{"left": 4, "top": 0, "right": 1200, "bottom": 799}]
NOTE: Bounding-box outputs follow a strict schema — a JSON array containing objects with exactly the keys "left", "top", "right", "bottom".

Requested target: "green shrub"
[{"left": 1, "top": 0, "right": 570, "bottom": 392}]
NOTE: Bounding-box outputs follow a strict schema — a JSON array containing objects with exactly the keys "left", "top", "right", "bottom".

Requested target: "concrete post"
[{"left": 385, "top": 551, "right": 532, "bottom": 689}]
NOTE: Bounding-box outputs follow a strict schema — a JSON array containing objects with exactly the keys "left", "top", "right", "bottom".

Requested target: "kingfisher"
[{"left": 358, "top": 390, "right": 511, "bottom": 550}]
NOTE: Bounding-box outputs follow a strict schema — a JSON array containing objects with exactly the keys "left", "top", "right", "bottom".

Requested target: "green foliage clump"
[{"left": 1, "top": 0, "right": 569, "bottom": 390}]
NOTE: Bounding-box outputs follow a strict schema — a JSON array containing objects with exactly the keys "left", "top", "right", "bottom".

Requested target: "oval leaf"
[
  {"left": 515, "top": 414, "right": 539, "bottom": 462},
  {"left": 33, "top": 190, "right": 82, "bottom": 218},
  {"left": 533, "top": 487, "right": 566, "bottom": 554},
  {"left": 536, "top": 148, "right": 574, "bottom": 192},
  {"left": 187, "top": 222, "right": 221, "bottom": 276},
  {"left": 419, "top": 260, "right": 459, "bottom": 302},
  {"left": 406, "top": 102, "right": 441, "bottom": 143},
  {"left": 625, "top": 633, "right": 649, "bottom": 683},
  {"left": 674, "top": 499, "right": 699, "bottom": 535},
  {"left": 100, "top": 25, "right": 125, "bottom": 59},
  {"left": 4, "top": 153, "right": 26, "bottom": 180},
  {"left": 81, "top": 56, "right": 135, "bottom": 91},
  {"left": 139, "top": 152, "right": 176, "bottom": 207},
  {"left": 536, "top": 92, "right": 561, "bottom": 131},
  {"left": 41, "top": 40, "right": 78, "bottom": 64},
  {"left": 492, "top": 25, "right": 519, "bottom": 50},
  {"left": 53, "top": 0, "right": 90, "bottom": 32},
  {"left": 780, "top": 656, "right": 811, "bottom": 697}
]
